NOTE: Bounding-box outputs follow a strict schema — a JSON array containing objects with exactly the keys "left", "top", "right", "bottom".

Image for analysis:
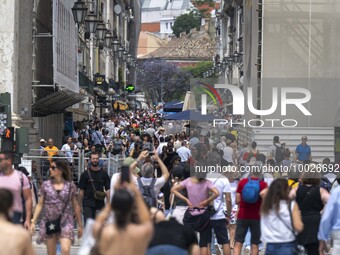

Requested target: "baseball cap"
[
  {"left": 40, "top": 139, "right": 46, "bottom": 143},
  {"left": 123, "top": 157, "right": 140, "bottom": 174}
]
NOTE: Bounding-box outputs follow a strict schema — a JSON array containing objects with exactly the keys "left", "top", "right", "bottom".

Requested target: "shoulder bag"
[
  {"left": 45, "top": 182, "right": 72, "bottom": 235},
  {"left": 87, "top": 169, "right": 107, "bottom": 201},
  {"left": 276, "top": 201, "right": 306, "bottom": 255}
]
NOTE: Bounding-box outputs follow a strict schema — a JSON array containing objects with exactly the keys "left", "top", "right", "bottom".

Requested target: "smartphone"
[{"left": 121, "top": 165, "right": 130, "bottom": 183}]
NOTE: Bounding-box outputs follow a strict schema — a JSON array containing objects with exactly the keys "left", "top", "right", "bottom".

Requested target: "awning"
[{"left": 32, "top": 87, "right": 85, "bottom": 117}]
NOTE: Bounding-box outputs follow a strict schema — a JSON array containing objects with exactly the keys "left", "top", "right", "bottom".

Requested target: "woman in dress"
[{"left": 30, "top": 159, "right": 83, "bottom": 255}]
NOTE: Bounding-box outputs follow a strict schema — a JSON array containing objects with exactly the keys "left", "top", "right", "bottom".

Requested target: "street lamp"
[
  {"left": 71, "top": 0, "right": 88, "bottom": 25},
  {"left": 118, "top": 47, "right": 124, "bottom": 59},
  {"left": 96, "top": 22, "right": 107, "bottom": 41},
  {"left": 127, "top": 54, "right": 132, "bottom": 64},
  {"left": 104, "top": 30, "right": 113, "bottom": 48},
  {"left": 85, "top": 13, "right": 98, "bottom": 34},
  {"left": 123, "top": 51, "right": 128, "bottom": 62},
  {"left": 112, "top": 39, "right": 119, "bottom": 53}
]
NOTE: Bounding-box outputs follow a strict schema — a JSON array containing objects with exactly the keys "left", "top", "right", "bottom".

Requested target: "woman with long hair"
[
  {"left": 30, "top": 159, "right": 83, "bottom": 255},
  {"left": 82, "top": 138, "right": 91, "bottom": 155},
  {"left": 0, "top": 189, "right": 35, "bottom": 255},
  {"left": 92, "top": 181, "right": 153, "bottom": 255},
  {"left": 261, "top": 179, "right": 304, "bottom": 255},
  {"left": 295, "top": 170, "right": 329, "bottom": 255}
]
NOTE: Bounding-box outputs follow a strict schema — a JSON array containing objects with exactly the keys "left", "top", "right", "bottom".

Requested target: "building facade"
[
  {"left": 0, "top": 0, "right": 141, "bottom": 149},
  {"left": 216, "top": 0, "right": 340, "bottom": 162}
]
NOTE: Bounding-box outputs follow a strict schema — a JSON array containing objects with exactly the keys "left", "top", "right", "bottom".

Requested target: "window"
[
  {"left": 166, "top": 23, "right": 168, "bottom": 29},
  {"left": 170, "top": 22, "right": 173, "bottom": 28}
]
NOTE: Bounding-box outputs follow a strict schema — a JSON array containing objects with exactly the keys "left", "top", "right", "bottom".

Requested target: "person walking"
[
  {"left": 0, "top": 189, "right": 35, "bottom": 255},
  {"left": 295, "top": 170, "right": 329, "bottom": 255},
  {"left": 318, "top": 183, "right": 340, "bottom": 255},
  {"left": 171, "top": 174, "right": 219, "bottom": 255},
  {"left": 233, "top": 171, "right": 268, "bottom": 255},
  {"left": 261, "top": 179, "right": 304, "bottom": 255},
  {"left": 91, "top": 181, "right": 153, "bottom": 255},
  {"left": 78, "top": 152, "right": 110, "bottom": 224},
  {"left": 207, "top": 172, "right": 232, "bottom": 255},
  {"left": 0, "top": 152, "right": 32, "bottom": 228},
  {"left": 30, "top": 159, "right": 83, "bottom": 255}
]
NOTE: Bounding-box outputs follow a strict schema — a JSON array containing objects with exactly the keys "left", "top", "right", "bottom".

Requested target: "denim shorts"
[{"left": 265, "top": 241, "right": 297, "bottom": 255}]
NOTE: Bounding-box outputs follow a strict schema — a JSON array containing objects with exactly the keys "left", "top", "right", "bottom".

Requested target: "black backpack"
[
  {"left": 137, "top": 178, "right": 157, "bottom": 207},
  {"left": 275, "top": 144, "right": 285, "bottom": 163}
]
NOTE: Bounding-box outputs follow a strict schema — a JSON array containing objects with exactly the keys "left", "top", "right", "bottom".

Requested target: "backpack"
[
  {"left": 137, "top": 178, "right": 157, "bottom": 207},
  {"left": 274, "top": 145, "right": 285, "bottom": 163},
  {"left": 242, "top": 177, "right": 261, "bottom": 203}
]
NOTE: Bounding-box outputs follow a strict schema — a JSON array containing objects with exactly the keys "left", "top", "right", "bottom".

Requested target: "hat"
[
  {"left": 123, "top": 157, "right": 140, "bottom": 174},
  {"left": 40, "top": 139, "right": 46, "bottom": 143}
]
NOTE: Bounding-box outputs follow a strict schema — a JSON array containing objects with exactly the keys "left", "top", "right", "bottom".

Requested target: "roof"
[
  {"left": 142, "top": 0, "right": 193, "bottom": 11},
  {"left": 137, "top": 31, "right": 168, "bottom": 58},
  {"left": 140, "top": 29, "right": 216, "bottom": 60}
]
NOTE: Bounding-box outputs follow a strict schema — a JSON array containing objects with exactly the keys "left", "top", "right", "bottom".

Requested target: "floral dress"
[{"left": 37, "top": 180, "right": 76, "bottom": 243}]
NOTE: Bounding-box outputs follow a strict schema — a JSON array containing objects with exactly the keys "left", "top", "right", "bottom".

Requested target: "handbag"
[
  {"left": 45, "top": 183, "right": 72, "bottom": 235},
  {"left": 276, "top": 201, "right": 306, "bottom": 255},
  {"left": 87, "top": 169, "right": 107, "bottom": 201}
]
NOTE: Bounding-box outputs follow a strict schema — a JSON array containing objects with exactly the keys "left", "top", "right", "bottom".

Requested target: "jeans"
[
  {"left": 12, "top": 211, "right": 23, "bottom": 225},
  {"left": 332, "top": 230, "right": 340, "bottom": 255},
  {"left": 83, "top": 207, "right": 99, "bottom": 226},
  {"left": 265, "top": 241, "right": 297, "bottom": 255},
  {"left": 146, "top": 245, "right": 188, "bottom": 255}
]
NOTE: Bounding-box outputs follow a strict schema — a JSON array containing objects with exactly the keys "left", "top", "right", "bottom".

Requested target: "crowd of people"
[{"left": 0, "top": 110, "right": 340, "bottom": 255}]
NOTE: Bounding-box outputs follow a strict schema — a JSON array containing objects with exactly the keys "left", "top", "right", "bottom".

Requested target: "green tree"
[
  {"left": 172, "top": 12, "right": 201, "bottom": 37},
  {"left": 182, "top": 61, "right": 214, "bottom": 78}
]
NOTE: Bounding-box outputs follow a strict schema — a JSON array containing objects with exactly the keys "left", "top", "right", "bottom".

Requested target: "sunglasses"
[{"left": 50, "top": 166, "right": 57, "bottom": 170}]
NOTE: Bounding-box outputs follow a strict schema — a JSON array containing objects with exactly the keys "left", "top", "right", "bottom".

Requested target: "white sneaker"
[
  {"left": 214, "top": 243, "right": 223, "bottom": 255},
  {"left": 244, "top": 245, "right": 251, "bottom": 251}
]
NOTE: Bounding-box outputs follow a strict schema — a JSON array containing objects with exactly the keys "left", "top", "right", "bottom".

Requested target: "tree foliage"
[
  {"left": 181, "top": 61, "right": 214, "bottom": 78},
  {"left": 137, "top": 60, "right": 190, "bottom": 104},
  {"left": 172, "top": 12, "right": 201, "bottom": 37}
]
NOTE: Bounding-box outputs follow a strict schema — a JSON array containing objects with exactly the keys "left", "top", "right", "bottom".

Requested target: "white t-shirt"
[
  {"left": 223, "top": 146, "right": 234, "bottom": 163},
  {"left": 208, "top": 175, "right": 231, "bottom": 220},
  {"left": 261, "top": 200, "right": 296, "bottom": 243},
  {"left": 177, "top": 146, "right": 192, "bottom": 162},
  {"left": 229, "top": 180, "right": 238, "bottom": 207},
  {"left": 135, "top": 177, "right": 166, "bottom": 197},
  {"left": 110, "top": 173, "right": 137, "bottom": 201}
]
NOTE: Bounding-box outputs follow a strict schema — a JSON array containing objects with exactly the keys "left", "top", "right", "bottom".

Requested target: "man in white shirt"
[
  {"left": 157, "top": 137, "right": 168, "bottom": 155},
  {"left": 207, "top": 173, "right": 232, "bottom": 255},
  {"left": 222, "top": 141, "right": 234, "bottom": 165},
  {"left": 176, "top": 141, "right": 192, "bottom": 162},
  {"left": 61, "top": 137, "right": 77, "bottom": 164}
]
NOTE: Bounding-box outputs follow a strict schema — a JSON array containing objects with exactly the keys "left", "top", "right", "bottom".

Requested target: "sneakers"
[
  {"left": 244, "top": 245, "right": 251, "bottom": 251},
  {"left": 214, "top": 243, "right": 223, "bottom": 255}
]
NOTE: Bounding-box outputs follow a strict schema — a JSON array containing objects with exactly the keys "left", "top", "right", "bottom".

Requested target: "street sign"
[{"left": 94, "top": 74, "right": 105, "bottom": 86}]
